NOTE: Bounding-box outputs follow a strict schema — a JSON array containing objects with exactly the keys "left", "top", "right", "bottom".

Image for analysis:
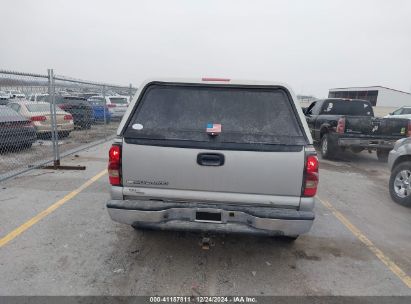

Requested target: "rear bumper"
[
  {"left": 110, "top": 113, "right": 125, "bottom": 119},
  {"left": 337, "top": 137, "right": 397, "bottom": 149},
  {"left": 36, "top": 124, "right": 74, "bottom": 133},
  {"left": 106, "top": 200, "right": 314, "bottom": 236},
  {"left": 109, "top": 109, "right": 126, "bottom": 119}
]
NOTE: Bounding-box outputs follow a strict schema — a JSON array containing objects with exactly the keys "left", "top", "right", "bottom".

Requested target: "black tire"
[
  {"left": 377, "top": 149, "right": 389, "bottom": 162},
  {"left": 132, "top": 224, "right": 148, "bottom": 231},
  {"left": 282, "top": 235, "right": 299, "bottom": 242},
  {"left": 320, "top": 133, "right": 338, "bottom": 159},
  {"left": 389, "top": 161, "right": 411, "bottom": 207}
]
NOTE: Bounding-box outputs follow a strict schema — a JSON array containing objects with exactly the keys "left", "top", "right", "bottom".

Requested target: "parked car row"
[
  {"left": 0, "top": 92, "right": 124, "bottom": 125},
  {"left": 1, "top": 90, "right": 26, "bottom": 99},
  {"left": 0, "top": 96, "right": 115, "bottom": 152},
  {"left": 2, "top": 91, "right": 130, "bottom": 122},
  {"left": 30, "top": 94, "right": 104, "bottom": 124}
]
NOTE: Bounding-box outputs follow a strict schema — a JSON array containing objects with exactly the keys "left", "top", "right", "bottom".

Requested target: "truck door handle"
[{"left": 197, "top": 153, "right": 225, "bottom": 166}]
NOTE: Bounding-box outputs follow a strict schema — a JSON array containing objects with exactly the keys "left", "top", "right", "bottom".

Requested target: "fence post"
[
  {"left": 47, "top": 69, "right": 60, "bottom": 167},
  {"left": 102, "top": 85, "right": 108, "bottom": 139}
]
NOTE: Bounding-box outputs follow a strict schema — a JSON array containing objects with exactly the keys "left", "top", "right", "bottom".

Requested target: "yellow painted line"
[
  {"left": 317, "top": 196, "right": 411, "bottom": 289},
  {"left": 0, "top": 169, "right": 107, "bottom": 248}
]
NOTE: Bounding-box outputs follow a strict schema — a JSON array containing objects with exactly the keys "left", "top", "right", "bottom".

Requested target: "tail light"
[
  {"left": 31, "top": 115, "right": 47, "bottom": 122},
  {"left": 108, "top": 144, "right": 122, "bottom": 186},
  {"left": 336, "top": 117, "right": 345, "bottom": 134},
  {"left": 64, "top": 114, "right": 73, "bottom": 120},
  {"left": 108, "top": 104, "right": 116, "bottom": 108},
  {"left": 408, "top": 121, "right": 411, "bottom": 137},
  {"left": 302, "top": 152, "right": 319, "bottom": 197}
]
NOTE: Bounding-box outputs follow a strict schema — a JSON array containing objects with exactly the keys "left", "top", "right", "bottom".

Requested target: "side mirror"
[{"left": 389, "top": 112, "right": 393, "bottom": 115}]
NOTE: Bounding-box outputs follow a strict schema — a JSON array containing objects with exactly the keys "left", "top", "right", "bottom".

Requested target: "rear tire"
[
  {"left": 132, "top": 224, "right": 148, "bottom": 231},
  {"left": 389, "top": 161, "right": 411, "bottom": 207},
  {"left": 320, "top": 134, "right": 338, "bottom": 159},
  {"left": 377, "top": 149, "right": 389, "bottom": 162}
]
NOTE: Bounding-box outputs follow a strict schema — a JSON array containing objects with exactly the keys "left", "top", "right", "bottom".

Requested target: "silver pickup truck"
[
  {"left": 388, "top": 137, "right": 411, "bottom": 207},
  {"left": 106, "top": 78, "right": 318, "bottom": 240}
]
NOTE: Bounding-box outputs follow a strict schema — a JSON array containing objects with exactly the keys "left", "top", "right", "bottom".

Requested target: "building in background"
[
  {"left": 297, "top": 94, "right": 317, "bottom": 104},
  {"left": 328, "top": 86, "right": 411, "bottom": 108}
]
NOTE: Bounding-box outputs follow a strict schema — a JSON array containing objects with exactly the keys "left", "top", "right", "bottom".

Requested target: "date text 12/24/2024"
[{"left": 149, "top": 297, "right": 257, "bottom": 303}]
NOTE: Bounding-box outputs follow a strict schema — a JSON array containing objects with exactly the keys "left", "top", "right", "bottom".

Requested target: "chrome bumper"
[{"left": 107, "top": 200, "right": 314, "bottom": 236}]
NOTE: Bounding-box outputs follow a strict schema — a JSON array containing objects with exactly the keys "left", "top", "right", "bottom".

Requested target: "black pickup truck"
[{"left": 304, "top": 98, "right": 410, "bottom": 161}]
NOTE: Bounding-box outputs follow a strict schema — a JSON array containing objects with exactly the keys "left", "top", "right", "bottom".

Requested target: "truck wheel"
[
  {"left": 132, "top": 224, "right": 151, "bottom": 231},
  {"left": 376, "top": 149, "right": 389, "bottom": 162},
  {"left": 389, "top": 161, "right": 411, "bottom": 207},
  {"left": 320, "top": 134, "right": 337, "bottom": 159}
]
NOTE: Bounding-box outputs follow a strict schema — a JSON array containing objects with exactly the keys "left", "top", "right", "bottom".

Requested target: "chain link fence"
[{"left": 0, "top": 69, "right": 135, "bottom": 182}]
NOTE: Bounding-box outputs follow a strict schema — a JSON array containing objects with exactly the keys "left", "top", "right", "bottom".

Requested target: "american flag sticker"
[{"left": 206, "top": 123, "right": 222, "bottom": 134}]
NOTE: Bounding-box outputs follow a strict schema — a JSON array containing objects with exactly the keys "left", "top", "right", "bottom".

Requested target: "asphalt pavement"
[{"left": 0, "top": 143, "right": 410, "bottom": 296}]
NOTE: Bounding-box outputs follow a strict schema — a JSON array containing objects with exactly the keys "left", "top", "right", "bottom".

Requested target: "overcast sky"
[{"left": 1, "top": 0, "right": 411, "bottom": 97}]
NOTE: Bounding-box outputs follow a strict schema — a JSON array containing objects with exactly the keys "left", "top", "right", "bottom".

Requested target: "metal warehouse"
[{"left": 328, "top": 86, "right": 411, "bottom": 107}]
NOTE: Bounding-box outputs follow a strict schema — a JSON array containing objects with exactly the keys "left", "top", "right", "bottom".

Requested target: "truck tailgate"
[
  {"left": 345, "top": 116, "right": 409, "bottom": 137},
  {"left": 122, "top": 143, "right": 305, "bottom": 207}
]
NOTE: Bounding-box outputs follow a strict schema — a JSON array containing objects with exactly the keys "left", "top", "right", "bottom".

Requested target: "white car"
[
  {"left": 91, "top": 95, "right": 129, "bottom": 120},
  {"left": 28, "top": 93, "right": 49, "bottom": 102},
  {"left": 5, "top": 90, "right": 26, "bottom": 99},
  {"left": 0, "top": 91, "right": 9, "bottom": 99},
  {"left": 81, "top": 95, "right": 130, "bottom": 120},
  {"left": 385, "top": 106, "right": 411, "bottom": 120}
]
